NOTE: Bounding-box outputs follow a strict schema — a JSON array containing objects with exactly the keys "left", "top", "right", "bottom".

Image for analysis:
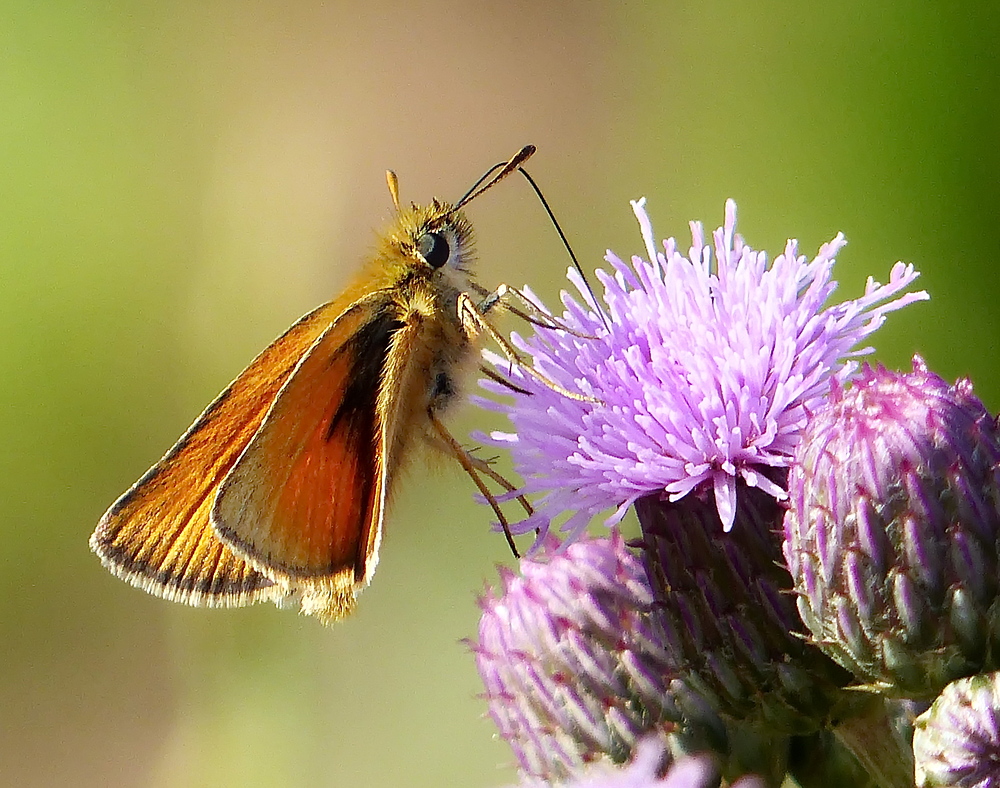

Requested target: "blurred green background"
[{"left": 1, "top": 2, "right": 997, "bottom": 786}]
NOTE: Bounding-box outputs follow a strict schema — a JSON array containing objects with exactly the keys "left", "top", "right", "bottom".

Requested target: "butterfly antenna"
[
  {"left": 513, "top": 166, "right": 610, "bottom": 331},
  {"left": 452, "top": 145, "right": 536, "bottom": 211},
  {"left": 451, "top": 145, "right": 609, "bottom": 331}
]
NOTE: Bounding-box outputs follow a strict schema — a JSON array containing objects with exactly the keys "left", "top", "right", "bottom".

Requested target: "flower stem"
[{"left": 832, "top": 700, "right": 914, "bottom": 788}]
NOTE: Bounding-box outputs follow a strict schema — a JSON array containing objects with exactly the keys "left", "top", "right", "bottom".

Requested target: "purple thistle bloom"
[
  {"left": 473, "top": 532, "right": 692, "bottom": 781},
  {"left": 783, "top": 360, "right": 1000, "bottom": 699},
  {"left": 476, "top": 199, "right": 927, "bottom": 539},
  {"left": 913, "top": 672, "right": 1000, "bottom": 788},
  {"left": 472, "top": 533, "right": 787, "bottom": 785}
]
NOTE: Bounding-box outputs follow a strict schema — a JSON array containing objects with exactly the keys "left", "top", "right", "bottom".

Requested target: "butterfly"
[{"left": 91, "top": 145, "right": 539, "bottom": 624}]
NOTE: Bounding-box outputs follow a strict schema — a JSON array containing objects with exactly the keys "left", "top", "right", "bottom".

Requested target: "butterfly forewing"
[
  {"left": 213, "top": 297, "right": 394, "bottom": 577},
  {"left": 90, "top": 301, "right": 346, "bottom": 607},
  {"left": 211, "top": 295, "right": 449, "bottom": 622}
]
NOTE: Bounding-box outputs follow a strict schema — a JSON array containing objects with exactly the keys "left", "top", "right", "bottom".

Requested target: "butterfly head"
[{"left": 377, "top": 200, "right": 477, "bottom": 290}]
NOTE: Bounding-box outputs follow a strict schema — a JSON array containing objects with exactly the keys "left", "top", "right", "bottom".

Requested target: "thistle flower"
[
  {"left": 637, "top": 481, "right": 868, "bottom": 734},
  {"left": 472, "top": 532, "right": 787, "bottom": 785},
  {"left": 476, "top": 199, "right": 926, "bottom": 540},
  {"left": 913, "top": 672, "right": 1000, "bottom": 788},
  {"left": 783, "top": 360, "right": 1000, "bottom": 699},
  {"left": 473, "top": 532, "right": 678, "bottom": 782}
]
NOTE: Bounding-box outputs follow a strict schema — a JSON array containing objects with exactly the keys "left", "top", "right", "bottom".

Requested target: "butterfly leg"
[
  {"left": 471, "top": 282, "right": 597, "bottom": 339},
  {"left": 457, "top": 292, "right": 601, "bottom": 404},
  {"left": 479, "top": 363, "right": 531, "bottom": 396},
  {"left": 426, "top": 408, "right": 528, "bottom": 559},
  {"left": 463, "top": 447, "right": 534, "bottom": 521}
]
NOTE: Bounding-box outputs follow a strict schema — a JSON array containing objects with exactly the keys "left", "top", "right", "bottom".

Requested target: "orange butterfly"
[{"left": 91, "top": 146, "right": 537, "bottom": 624}]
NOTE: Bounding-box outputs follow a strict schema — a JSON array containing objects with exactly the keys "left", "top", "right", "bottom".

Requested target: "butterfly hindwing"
[{"left": 90, "top": 301, "right": 346, "bottom": 607}]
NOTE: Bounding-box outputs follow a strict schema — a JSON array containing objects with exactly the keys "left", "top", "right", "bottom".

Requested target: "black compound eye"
[{"left": 417, "top": 231, "right": 450, "bottom": 269}]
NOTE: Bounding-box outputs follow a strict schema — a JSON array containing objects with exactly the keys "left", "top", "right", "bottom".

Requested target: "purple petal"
[{"left": 478, "top": 200, "right": 927, "bottom": 545}]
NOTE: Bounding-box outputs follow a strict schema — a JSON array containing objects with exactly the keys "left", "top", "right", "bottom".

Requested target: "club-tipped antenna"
[{"left": 452, "top": 145, "right": 536, "bottom": 212}]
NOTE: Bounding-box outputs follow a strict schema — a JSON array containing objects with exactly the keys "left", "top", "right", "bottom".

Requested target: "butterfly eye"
[{"left": 417, "top": 232, "right": 450, "bottom": 269}]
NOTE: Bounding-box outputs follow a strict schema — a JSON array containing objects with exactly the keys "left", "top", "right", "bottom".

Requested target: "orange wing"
[
  {"left": 90, "top": 301, "right": 346, "bottom": 608},
  {"left": 212, "top": 296, "right": 412, "bottom": 621}
]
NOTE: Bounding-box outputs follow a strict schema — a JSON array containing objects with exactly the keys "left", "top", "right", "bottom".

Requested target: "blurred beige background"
[{"left": 1, "top": 2, "right": 997, "bottom": 787}]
